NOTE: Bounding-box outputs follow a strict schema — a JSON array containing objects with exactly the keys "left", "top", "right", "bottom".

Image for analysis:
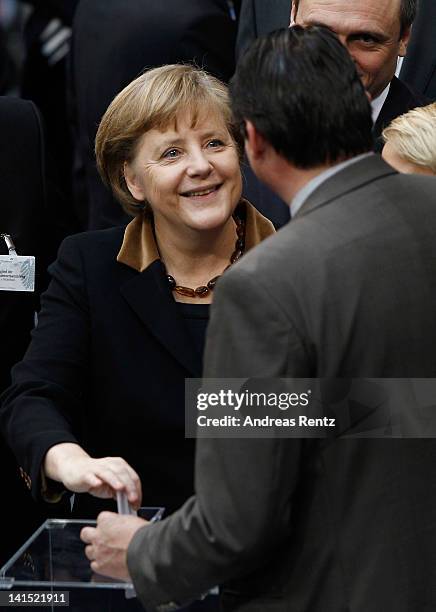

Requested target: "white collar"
[{"left": 371, "top": 83, "right": 391, "bottom": 124}]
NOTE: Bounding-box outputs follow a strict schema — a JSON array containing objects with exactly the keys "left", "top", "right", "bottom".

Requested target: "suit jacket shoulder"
[
  {"left": 208, "top": 155, "right": 436, "bottom": 378},
  {"left": 56, "top": 225, "right": 126, "bottom": 258}
]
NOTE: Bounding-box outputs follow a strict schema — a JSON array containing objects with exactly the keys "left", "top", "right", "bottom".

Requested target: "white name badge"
[{"left": 0, "top": 255, "right": 35, "bottom": 292}]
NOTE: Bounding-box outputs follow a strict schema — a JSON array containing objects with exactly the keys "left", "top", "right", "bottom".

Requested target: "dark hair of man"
[
  {"left": 292, "top": 0, "right": 417, "bottom": 37},
  {"left": 229, "top": 26, "right": 373, "bottom": 169}
]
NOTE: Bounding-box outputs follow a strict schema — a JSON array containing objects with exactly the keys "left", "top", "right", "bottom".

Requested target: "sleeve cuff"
[
  {"left": 127, "top": 524, "right": 185, "bottom": 612},
  {"left": 40, "top": 467, "right": 67, "bottom": 503}
]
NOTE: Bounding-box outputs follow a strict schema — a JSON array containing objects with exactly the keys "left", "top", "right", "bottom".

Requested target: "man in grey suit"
[{"left": 82, "top": 27, "right": 436, "bottom": 611}]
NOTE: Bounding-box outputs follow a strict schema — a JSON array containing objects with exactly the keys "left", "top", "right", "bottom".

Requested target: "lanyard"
[{"left": 0, "top": 233, "right": 17, "bottom": 256}]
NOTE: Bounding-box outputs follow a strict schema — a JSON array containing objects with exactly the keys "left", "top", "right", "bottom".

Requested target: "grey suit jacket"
[{"left": 127, "top": 155, "right": 436, "bottom": 612}]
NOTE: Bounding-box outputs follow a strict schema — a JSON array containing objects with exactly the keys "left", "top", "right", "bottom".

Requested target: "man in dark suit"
[
  {"left": 237, "top": 0, "right": 428, "bottom": 225},
  {"left": 81, "top": 27, "right": 436, "bottom": 611},
  {"left": 239, "top": 0, "right": 426, "bottom": 141},
  {"left": 292, "top": 0, "right": 428, "bottom": 148},
  {"left": 399, "top": 0, "right": 436, "bottom": 101}
]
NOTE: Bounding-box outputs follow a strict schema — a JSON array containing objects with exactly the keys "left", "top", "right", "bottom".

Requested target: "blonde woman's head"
[
  {"left": 96, "top": 64, "right": 243, "bottom": 216},
  {"left": 382, "top": 103, "right": 436, "bottom": 175}
]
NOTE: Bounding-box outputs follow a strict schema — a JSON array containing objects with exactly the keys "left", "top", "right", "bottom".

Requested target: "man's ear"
[
  {"left": 245, "top": 120, "right": 267, "bottom": 161},
  {"left": 398, "top": 25, "right": 411, "bottom": 57},
  {"left": 123, "top": 161, "right": 145, "bottom": 201}
]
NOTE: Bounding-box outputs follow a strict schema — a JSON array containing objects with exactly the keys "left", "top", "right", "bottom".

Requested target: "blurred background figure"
[
  {"left": 399, "top": 0, "right": 436, "bottom": 102},
  {"left": 19, "top": 0, "right": 79, "bottom": 223},
  {"left": 0, "top": 97, "right": 70, "bottom": 565},
  {"left": 0, "top": 0, "right": 20, "bottom": 93},
  {"left": 234, "top": 0, "right": 292, "bottom": 228},
  {"left": 382, "top": 103, "right": 436, "bottom": 175},
  {"left": 0, "top": 1, "right": 79, "bottom": 565},
  {"left": 70, "top": 0, "right": 241, "bottom": 229},
  {"left": 236, "top": 0, "right": 290, "bottom": 57},
  {"left": 0, "top": 0, "right": 80, "bottom": 230}
]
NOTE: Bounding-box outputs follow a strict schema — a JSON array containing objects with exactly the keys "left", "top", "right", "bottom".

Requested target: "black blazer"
[
  {"left": 0, "top": 204, "right": 274, "bottom": 519},
  {"left": 0, "top": 227, "right": 200, "bottom": 517}
]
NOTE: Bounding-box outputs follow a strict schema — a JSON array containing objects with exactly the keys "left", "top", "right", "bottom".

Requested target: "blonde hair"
[
  {"left": 382, "top": 103, "right": 436, "bottom": 174},
  {"left": 95, "top": 64, "right": 243, "bottom": 216}
]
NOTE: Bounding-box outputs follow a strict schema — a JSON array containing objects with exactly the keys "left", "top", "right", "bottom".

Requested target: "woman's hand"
[{"left": 43, "top": 443, "right": 142, "bottom": 509}]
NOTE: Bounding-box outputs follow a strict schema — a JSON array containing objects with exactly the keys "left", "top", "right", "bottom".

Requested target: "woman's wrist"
[{"left": 43, "top": 442, "right": 90, "bottom": 483}]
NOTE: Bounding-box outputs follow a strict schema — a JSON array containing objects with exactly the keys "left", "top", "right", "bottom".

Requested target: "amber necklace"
[{"left": 157, "top": 205, "right": 246, "bottom": 299}]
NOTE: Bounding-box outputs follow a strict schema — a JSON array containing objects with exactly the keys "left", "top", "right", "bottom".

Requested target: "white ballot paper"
[
  {"left": 116, "top": 491, "right": 137, "bottom": 599},
  {"left": 116, "top": 491, "right": 136, "bottom": 516}
]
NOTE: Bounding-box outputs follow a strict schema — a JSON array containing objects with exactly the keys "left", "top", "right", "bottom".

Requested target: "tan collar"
[{"left": 117, "top": 199, "right": 275, "bottom": 272}]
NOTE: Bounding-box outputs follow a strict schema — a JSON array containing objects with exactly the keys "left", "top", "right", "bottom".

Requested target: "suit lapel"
[
  {"left": 374, "top": 77, "right": 406, "bottom": 140},
  {"left": 294, "top": 155, "right": 397, "bottom": 220},
  {"left": 120, "top": 259, "right": 202, "bottom": 377},
  {"left": 373, "top": 76, "right": 429, "bottom": 148}
]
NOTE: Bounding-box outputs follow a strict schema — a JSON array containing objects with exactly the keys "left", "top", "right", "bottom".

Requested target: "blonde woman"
[
  {"left": 382, "top": 102, "right": 436, "bottom": 175},
  {"left": 0, "top": 65, "right": 274, "bottom": 520}
]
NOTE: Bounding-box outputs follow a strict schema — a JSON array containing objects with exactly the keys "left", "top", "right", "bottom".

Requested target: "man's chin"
[{"left": 358, "top": 77, "right": 377, "bottom": 101}]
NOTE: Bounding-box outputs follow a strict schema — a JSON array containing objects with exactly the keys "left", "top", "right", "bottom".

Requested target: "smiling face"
[
  {"left": 293, "top": 0, "right": 411, "bottom": 99},
  {"left": 124, "top": 110, "right": 242, "bottom": 237}
]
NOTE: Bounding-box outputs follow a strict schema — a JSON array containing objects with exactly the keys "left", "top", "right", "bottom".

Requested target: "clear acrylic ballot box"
[{"left": 0, "top": 508, "right": 164, "bottom": 611}]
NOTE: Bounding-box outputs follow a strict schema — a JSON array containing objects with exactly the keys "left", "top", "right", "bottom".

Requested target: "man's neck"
[{"left": 266, "top": 161, "right": 333, "bottom": 205}]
